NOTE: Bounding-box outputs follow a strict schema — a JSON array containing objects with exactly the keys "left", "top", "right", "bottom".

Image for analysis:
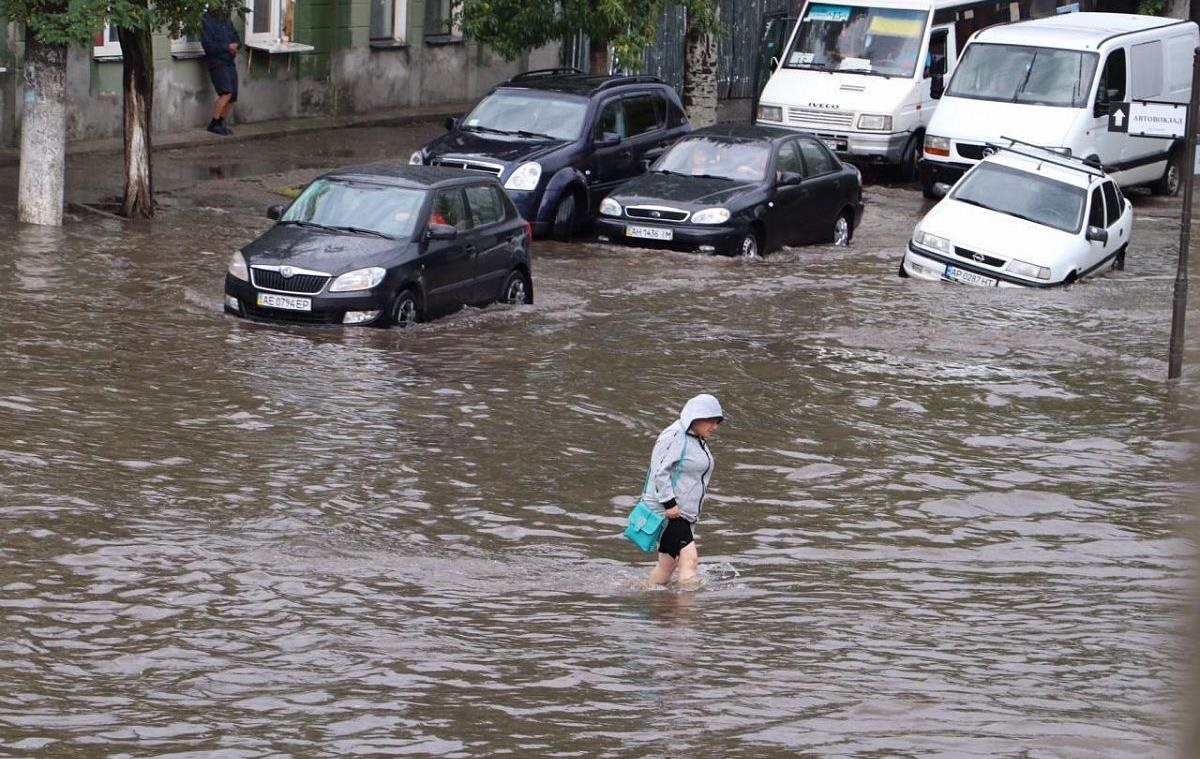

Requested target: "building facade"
[{"left": 0, "top": 1, "right": 558, "bottom": 147}]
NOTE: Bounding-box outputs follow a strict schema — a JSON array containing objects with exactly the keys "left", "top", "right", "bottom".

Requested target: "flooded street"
[{"left": 0, "top": 122, "right": 1197, "bottom": 756}]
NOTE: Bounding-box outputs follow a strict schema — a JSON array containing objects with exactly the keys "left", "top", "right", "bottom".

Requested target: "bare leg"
[
  {"left": 648, "top": 553, "right": 676, "bottom": 586},
  {"left": 212, "top": 93, "right": 232, "bottom": 120},
  {"left": 676, "top": 542, "right": 699, "bottom": 586},
  {"left": 219, "top": 100, "right": 234, "bottom": 120}
]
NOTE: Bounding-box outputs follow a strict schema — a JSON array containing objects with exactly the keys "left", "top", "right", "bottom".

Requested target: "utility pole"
[{"left": 1168, "top": 47, "right": 1200, "bottom": 380}]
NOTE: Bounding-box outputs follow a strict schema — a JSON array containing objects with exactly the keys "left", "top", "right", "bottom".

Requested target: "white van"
[
  {"left": 920, "top": 12, "right": 1199, "bottom": 197},
  {"left": 754, "top": 0, "right": 1080, "bottom": 177}
]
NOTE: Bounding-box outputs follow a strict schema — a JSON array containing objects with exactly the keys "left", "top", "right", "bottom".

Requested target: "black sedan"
[
  {"left": 224, "top": 165, "right": 533, "bottom": 327},
  {"left": 596, "top": 125, "right": 864, "bottom": 257}
]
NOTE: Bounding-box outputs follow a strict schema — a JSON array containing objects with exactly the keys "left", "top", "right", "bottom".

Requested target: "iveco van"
[{"left": 920, "top": 12, "right": 1199, "bottom": 197}]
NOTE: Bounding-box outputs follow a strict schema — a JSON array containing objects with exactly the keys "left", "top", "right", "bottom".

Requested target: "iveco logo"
[
  {"left": 808, "top": 102, "right": 839, "bottom": 109},
  {"left": 280, "top": 266, "right": 295, "bottom": 278},
  {"left": 982, "top": 147, "right": 996, "bottom": 157},
  {"left": 973, "top": 253, "right": 985, "bottom": 263},
  {"left": 650, "top": 210, "right": 662, "bottom": 218}
]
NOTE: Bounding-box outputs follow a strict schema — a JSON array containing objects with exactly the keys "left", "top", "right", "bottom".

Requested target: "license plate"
[
  {"left": 944, "top": 265, "right": 998, "bottom": 287},
  {"left": 626, "top": 225, "right": 673, "bottom": 241},
  {"left": 824, "top": 139, "right": 847, "bottom": 152},
  {"left": 257, "top": 292, "right": 312, "bottom": 311}
]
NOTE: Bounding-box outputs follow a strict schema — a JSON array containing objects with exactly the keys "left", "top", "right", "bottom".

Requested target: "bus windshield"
[
  {"left": 783, "top": 4, "right": 929, "bottom": 78},
  {"left": 945, "top": 43, "right": 1099, "bottom": 108}
]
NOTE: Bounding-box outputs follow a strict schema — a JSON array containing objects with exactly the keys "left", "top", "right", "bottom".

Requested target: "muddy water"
[{"left": 0, "top": 126, "right": 1197, "bottom": 756}]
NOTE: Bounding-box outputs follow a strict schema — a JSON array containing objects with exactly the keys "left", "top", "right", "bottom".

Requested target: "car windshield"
[
  {"left": 783, "top": 4, "right": 928, "bottom": 78},
  {"left": 951, "top": 162, "right": 1086, "bottom": 233},
  {"left": 460, "top": 91, "right": 588, "bottom": 140},
  {"left": 282, "top": 179, "right": 425, "bottom": 238},
  {"left": 655, "top": 138, "right": 771, "bottom": 182},
  {"left": 945, "top": 43, "right": 1099, "bottom": 108}
]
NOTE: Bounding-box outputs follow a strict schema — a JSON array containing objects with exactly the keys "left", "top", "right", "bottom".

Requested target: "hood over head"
[{"left": 679, "top": 393, "right": 724, "bottom": 432}]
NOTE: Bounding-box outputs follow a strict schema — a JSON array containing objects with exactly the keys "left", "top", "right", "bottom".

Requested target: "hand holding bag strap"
[{"left": 640, "top": 434, "right": 689, "bottom": 501}]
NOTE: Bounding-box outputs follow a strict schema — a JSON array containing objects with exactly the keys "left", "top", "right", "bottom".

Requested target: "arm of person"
[{"left": 649, "top": 429, "right": 685, "bottom": 516}]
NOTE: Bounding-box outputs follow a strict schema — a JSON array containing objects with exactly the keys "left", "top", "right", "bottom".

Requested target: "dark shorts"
[
  {"left": 658, "top": 517, "right": 694, "bottom": 559},
  {"left": 209, "top": 63, "right": 238, "bottom": 102}
]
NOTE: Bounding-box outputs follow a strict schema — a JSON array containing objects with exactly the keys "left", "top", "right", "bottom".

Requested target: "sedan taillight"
[{"left": 523, "top": 220, "right": 532, "bottom": 243}]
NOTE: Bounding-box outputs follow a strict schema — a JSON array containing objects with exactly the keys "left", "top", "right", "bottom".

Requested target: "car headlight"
[
  {"left": 757, "top": 104, "right": 783, "bottom": 123},
  {"left": 504, "top": 162, "right": 542, "bottom": 191},
  {"left": 329, "top": 267, "right": 387, "bottom": 292},
  {"left": 913, "top": 229, "right": 951, "bottom": 254},
  {"left": 228, "top": 251, "right": 249, "bottom": 282},
  {"left": 599, "top": 197, "right": 622, "bottom": 217},
  {"left": 924, "top": 134, "right": 950, "bottom": 157},
  {"left": 857, "top": 114, "right": 892, "bottom": 131},
  {"left": 1006, "top": 258, "right": 1051, "bottom": 280},
  {"left": 690, "top": 207, "right": 731, "bottom": 225},
  {"left": 409, "top": 151, "right": 423, "bottom": 165}
]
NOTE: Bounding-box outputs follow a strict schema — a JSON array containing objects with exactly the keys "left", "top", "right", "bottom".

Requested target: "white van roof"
[
  {"left": 799, "top": 0, "right": 959, "bottom": 12},
  {"left": 973, "top": 12, "right": 1193, "bottom": 51}
]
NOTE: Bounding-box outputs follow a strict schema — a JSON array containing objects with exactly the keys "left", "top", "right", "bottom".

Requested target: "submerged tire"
[
  {"left": 1151, "top": 150, "right": 1182, "bottom": 196},
  {"left": 500, "top": 269, "right": 533, "bottom": 305},
  {"left": 551, "top": 192, "right": 577, "bottom": 242},
  {"left": 832, "top": 212, "right": 852, "bottom": 246},
  {"left": 389, "top": 287, "right": 421, "bottom": 329},
  {"left": 736, "top": 229, "right": 761, "bottom": 258}
]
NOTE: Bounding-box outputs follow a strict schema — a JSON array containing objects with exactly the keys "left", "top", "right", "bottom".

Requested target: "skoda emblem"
[
  {"left": 280, "top": 266, "right": 295, "bottom": 279},
  {"left": 973, "top": 253, "right": 984, "bottom": 263}
]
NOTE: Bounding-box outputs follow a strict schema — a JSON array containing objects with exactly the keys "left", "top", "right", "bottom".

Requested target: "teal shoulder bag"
[{"left": 623, "top": 436, "right": 689, "bottom": 553}]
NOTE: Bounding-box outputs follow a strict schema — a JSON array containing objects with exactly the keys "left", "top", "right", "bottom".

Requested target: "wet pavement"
[{"left": 0, "top": 118, "right": 1198, "bottom": 757}]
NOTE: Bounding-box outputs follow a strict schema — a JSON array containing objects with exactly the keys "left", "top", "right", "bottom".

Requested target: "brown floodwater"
[{"left": 0, "top": 123, "right": 1197, "bottom": 756}]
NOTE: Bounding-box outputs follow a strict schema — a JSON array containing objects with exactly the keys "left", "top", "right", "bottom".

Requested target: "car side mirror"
[
  {"left": 444, "top": 116, "right": 459, "bottom": 132},
  {"left": 426, "top": 223, "right": 458, "bottom": 240},
  {"left": 267, "top": 204, "right": 284, "bottom": 220},
  {"left": 595, "top": 132, "right": 622, "bottom": 148},
  {"left": 930, "top": 74, "right": 944, "bottom": 100},
  {"left": 769, "top": 55, "right": 780, "bottom": 73},
  {"left": 777, "top": 171, "right": 802, "bottom": 186},
  {"left": 1085, "top": 225, "right": 1108, "bottom": 244}
]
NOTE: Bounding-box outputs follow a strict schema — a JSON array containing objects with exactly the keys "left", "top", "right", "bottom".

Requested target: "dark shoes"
[{"left": 206, "top": 119, "right": 233, "bottom": 136}]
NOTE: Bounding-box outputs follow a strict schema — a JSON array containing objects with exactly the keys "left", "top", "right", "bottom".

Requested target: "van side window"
[
  {"left": 624, "top": 95, "right": 664, "bottom": 136},
  {"left": 1096, "top": 50, "right": 1127, "bottom": 110},
  {"left": 925, "top": 28, "right": 948, "bottom": 79},
  {"left": 1130, "top": 41, "right": 1164, "bottom": 100},
  {"left": 594, "top": 100, "right": 626, "bottom": 140},
  {"left": 1087, "top": 186, "right": 1105, "bottom": 230},
  {"left": 1101, "top": 181, "right": 1121, "bottom": 226}
]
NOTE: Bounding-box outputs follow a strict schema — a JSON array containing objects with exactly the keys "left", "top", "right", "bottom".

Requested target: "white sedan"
[{"left": 901, "top": 147, "right": 1132, "bottom": 288}]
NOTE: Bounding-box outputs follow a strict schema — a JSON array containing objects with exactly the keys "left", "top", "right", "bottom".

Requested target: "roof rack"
[
  {"left": 991, "top": 136, "right": 1107, "bottom": 179},
  {"left": 594, "top": 75, "right": 664, "bottom": 91},
  {"left": 508, "top": 67, "right": 584, "bottom": 82}
]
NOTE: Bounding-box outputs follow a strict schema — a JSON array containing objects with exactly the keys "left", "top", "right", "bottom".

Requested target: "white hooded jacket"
[{"left": 641, "top": 394, "right": 723, "bottom": 523}]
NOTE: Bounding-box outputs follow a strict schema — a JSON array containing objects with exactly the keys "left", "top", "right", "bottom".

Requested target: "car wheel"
[
  {"left": 736, "top": 229, "right": 761, "bottom": 258},
  {"left": 898, "top": 133, "right": 922, "bottom": 183},
  {"left": 921, "top": 184, "right": 939, "bottom": 200},
  {"left": 551, "top": 192, "right": 577, "bottom": 242},
  {"left": 831, "top": 212, "right": 852, "bottom": 246},
  {"left": 1113, "top": 245, "right": 1127, "bottom": 272},
  {"left": 898, "top": 259, "right": 910, "bottom": 278},
  {"left": 389, "top": 288, "right": 421, "bottom": 328},
  {"left": 500, "top": 269, "right": 533, "bottom": 305},
  {"left": 1152, "top": 150, "right": 1182, "bottom": 196}
]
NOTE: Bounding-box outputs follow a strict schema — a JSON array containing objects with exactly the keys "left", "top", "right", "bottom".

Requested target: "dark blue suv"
[{"left": 410, "top": 69, "right": 692, "bottom": 240}]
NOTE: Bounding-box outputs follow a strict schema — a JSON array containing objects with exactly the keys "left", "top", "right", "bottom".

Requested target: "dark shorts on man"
[
  {"left": 658, "top": 517, "right": 694, "bottom": 558},
  {"left": 208, "top": 63, "right": 238, "bottom": 102}
]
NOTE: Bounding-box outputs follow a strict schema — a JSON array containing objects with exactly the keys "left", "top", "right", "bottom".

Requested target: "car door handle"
[
  {"left": 464, "top": 244, "right": 477, "bottom": 254},
  {"left": 619, "top": 150, "right": 632, "bottom": 159}
]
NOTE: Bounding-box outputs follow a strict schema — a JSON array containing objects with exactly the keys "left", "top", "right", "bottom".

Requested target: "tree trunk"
[
  {"left": 17, "top": 32, "right": 68, "bottom": 226},
  {"left": 588, "top": 36, "right": 610, "bottom": 75},
  {"left": 682, "top": 8, "right": 718, "bottom": 128},
  {"left": 118, "top": 24, "right": 155, "bottom": 219}
]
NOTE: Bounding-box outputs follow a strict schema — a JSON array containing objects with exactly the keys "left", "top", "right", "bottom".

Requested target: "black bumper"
[
  {"left": 224, "top": 275, "right": 390, "bottom": 325},
  {"left": 595, "top": 218, "right": 745, "bottom": 254},
  {"left": 918, "top": 159, "right": 970, "bottom": 192}
]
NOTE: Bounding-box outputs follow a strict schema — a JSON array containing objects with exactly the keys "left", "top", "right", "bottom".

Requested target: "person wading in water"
[{"left": 642, "top": 393, "right": 724, "bottom": 587}]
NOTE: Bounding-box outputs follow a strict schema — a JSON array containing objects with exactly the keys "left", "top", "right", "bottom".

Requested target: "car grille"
[
  {"left": 251, "top": 267, "right": 330, "bottom": 295},
  {"left": 625, "top": 206, "right": 689, "bottom": 223},
  {"left": 956, "top": 143, "right": 989, "bottom": 160},
  {"left": 242, "top": 303, "right": 343, "bottom": 325},
  {"left": 786, "top": 107, "right": 854, "bottom": 130},
  {"left": 954, "top": 246, "right": 1005, "bottom": 268},
  {"left": 430, "top": 157, "right": 504, "bottom": 176}
]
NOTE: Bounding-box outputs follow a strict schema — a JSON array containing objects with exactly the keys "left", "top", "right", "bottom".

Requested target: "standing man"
[{"left": 201, "top": 8, "right": 240, "bottom": 136}]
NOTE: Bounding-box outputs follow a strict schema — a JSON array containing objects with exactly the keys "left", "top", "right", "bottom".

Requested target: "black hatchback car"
[
  {"left": 411, "top": 69, "right": 692, "bottom": 240},
  {"left": 224, "top": 165, "right": 533, "bottom": 328},
  {"left": 596, "top": 125, "right": 864, "bottom": 257}
]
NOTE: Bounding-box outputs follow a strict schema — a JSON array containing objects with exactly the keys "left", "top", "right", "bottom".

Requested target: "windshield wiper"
[
  {"left": 1012, "top": 52, "right": 1037, "bottom": 102},
  {"left": 514, "top": 129, "right": 557, "bottom": 140},
  {"left": 954, "top": 197, "right": 994, "bottom": 212},
  {"left": 462, "top": 124, "right": 513, "bottom": 136},
  {"left": 330, "top": 225, "right": 392, "bottom": 238},
  {"left": 280, "top": 219, "right": 342, "bottom": 233},
  {"left": 690, "top": 173, "right": 737, "bottom": 181}
]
